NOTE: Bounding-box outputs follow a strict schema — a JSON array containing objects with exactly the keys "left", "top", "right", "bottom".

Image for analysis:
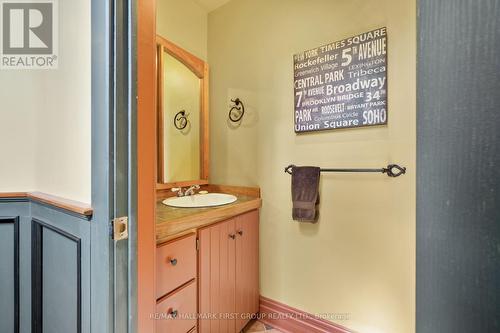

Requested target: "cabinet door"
[
  {"left": 235, "top": 210, "right": 260, "bottom": 332},
  {"left": 199, "top": 218, "right": 236, "bottom": 333}
]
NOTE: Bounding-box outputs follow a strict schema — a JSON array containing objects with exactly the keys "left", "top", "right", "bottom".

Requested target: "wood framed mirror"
[{"left": 156, "top": 35, "right": 209, "bottom": 189}]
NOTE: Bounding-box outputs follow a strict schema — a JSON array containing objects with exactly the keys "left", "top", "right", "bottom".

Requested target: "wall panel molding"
[
  {"left": 0, "top": 217, "right": 20, "bottom": 333},
  {"left": 31, "top": 218, "right": 82, "bottom": 333}
]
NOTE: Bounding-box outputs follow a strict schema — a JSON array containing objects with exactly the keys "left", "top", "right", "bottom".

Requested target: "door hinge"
[
  {"left": 196, "top": 238, "right": 199, "bottom": 251},
  {"left": 111, "top": 216, "right": 129, "bottom": 241}
]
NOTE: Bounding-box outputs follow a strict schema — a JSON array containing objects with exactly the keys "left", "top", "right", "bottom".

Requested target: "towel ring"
[
  {"left": 228, "top": 98, "right": 245, "bottom": 122},
  {"left": 174, "top": 110, "right": 188, "bottom": 130}
]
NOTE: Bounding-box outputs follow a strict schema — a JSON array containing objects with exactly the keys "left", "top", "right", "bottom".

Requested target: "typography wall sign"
[
  {"left": 0, "top": 0, "right": 58, "bottom": 69},
  {"left": 293, "top": 27, "right": 387, "bottom": 133}
]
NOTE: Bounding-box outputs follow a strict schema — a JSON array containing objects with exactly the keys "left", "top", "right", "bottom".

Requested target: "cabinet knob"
[
  {"left": 169, "top": 309, "right": 178, "bottom": 318},
  {"left": 237, "top": 230, "right": 243, "bottom": 236},
  {"left": 169, "top": 258, "right": 178, "bottom": 266},
  {"left": 229, "top": 234, "right": 236, "bottom": 239}
]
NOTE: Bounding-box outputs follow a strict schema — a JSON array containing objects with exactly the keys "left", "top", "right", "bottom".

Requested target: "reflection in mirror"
[
  {"left": 162, "top": 51, "right": 200, "bottom": 182},
  {"left": 156, "top": 36, "right": 209, "bottom": 187}
]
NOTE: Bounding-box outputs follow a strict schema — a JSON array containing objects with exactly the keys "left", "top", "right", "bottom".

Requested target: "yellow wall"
[
  {"left": 0, "top": 0, "right": 91, "bottom": 203},
  {"left": 157, "top": 0, "right": 208, "bottom": 61},
  {"left": 208, "top": 1, "right": 416, "bottom": 332}
]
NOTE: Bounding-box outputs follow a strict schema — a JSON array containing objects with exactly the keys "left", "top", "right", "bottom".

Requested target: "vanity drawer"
[
  {"left": 156, "top": 234, "right": 197, "bottom": 298},
  {"left": 156, "top": 281, "right": 197, "bottom": 333}
]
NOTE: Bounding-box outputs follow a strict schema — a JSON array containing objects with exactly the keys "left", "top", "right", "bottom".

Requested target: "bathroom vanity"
[
  {"left": 155, "top": 186, "right": 261, "bottom": 333},
  {"left": 154, "top": 33, "right": 260, "bottom": 333}
]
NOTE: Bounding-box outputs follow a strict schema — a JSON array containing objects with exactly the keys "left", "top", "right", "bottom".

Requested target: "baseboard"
[{"left": 259, "top": 296, "right": 353, "bottom": 333}]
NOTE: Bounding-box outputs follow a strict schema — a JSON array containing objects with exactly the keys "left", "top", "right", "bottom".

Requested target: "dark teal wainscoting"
[{"left": 0, "top": 199, "right": 91, "bottom": 333}]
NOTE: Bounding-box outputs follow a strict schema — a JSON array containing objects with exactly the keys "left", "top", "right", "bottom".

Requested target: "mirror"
[{"left": 156, "top": 36, "right": 209, "bottom": 188}]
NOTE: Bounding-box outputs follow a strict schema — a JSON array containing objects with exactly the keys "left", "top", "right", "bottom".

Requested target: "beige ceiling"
[{"left": 193, "top": 0, "right": 231, "bottom": 12}]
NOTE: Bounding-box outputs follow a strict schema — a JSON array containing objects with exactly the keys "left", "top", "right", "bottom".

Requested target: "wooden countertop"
[{"left": 156, "top": 193, "right": 261, "bottom": 245}]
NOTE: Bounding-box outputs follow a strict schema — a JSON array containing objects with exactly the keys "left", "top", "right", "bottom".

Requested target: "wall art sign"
[{"left": 293, "top": 27, "right": 388, "bottom": 133}]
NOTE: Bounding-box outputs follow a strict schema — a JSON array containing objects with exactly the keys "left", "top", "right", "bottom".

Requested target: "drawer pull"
[
  {"left": 169, "top": 309, "right": 178, "bottom": 318},
  {"left": 237, "top": 230, "right": 243, "bottom": 236},
  {"left": 169, "top": 258, "right": 178, "bottom": 266},
  {"left": 229, "top": 234, "right": 236, "bottom": 239}
]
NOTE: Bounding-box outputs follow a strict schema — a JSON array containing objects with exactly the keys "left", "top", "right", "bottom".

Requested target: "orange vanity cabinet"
[
  {"left": 156, "top": 234, "right": 198, "bottom": 333},
  {"left": 156, "top": 234, "right": 197, "bottom": 298},
  {"left": 198, "top": 210, "right": 260, "bottom": 333},
  {"left": 156, "top": 281, "right": 198, "bottom": 333},
  {"left": 155, "top": 209, "right": 259, "bottom": 333},
  {"left": 234, "top": 210, "right": 260, "bottom": 330}
]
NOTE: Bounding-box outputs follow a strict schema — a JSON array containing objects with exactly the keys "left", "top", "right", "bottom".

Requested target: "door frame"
[
  {"left": 91, "top": 0, "right": 140, "bottom": 332},
  {"left": 92, "top": 0, "right": 160, "bottom": 331},
  {"left": 137, "top": 0, "right": 157, "bottom": 332}
]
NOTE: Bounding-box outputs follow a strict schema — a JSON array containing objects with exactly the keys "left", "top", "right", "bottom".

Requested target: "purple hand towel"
[{"left": 291, "top": 166, "right": 320, "bottom": 222}]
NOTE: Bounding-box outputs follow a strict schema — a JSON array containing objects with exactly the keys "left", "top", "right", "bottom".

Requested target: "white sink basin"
[{"left": 162, "top": 193, "right": 237, "bottom": 208}]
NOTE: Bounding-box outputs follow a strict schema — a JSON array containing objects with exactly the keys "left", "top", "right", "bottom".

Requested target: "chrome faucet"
[
  {"left": 171, "top": 185, "right": 200, "bottom": 197},
  {"left": 184, "top": 185, "right": 200, "bottom": 196},
  {"left": 171, "top": 187, "right": 185, "bottom": 197}
]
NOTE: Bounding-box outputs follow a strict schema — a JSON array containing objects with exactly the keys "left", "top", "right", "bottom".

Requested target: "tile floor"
[{"left": 242, "top": 320, "right": 283, "bottom": 333}]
